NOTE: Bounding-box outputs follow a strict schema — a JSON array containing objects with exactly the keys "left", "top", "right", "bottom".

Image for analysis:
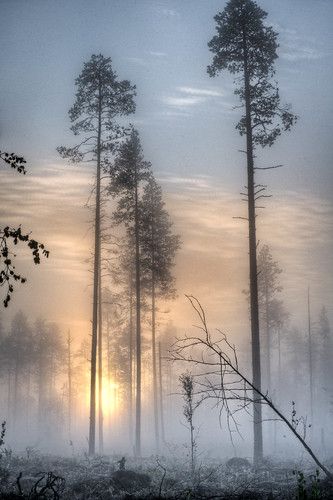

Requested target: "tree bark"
[
  {"left": 264, "top": 284, "right": 271, "bottom": 393},
  {"left": 242, "top": 30, "right": 263, "bottom": 465},
  {"left": 134, "top": 170, "right": 142, "bottom": 457},
  {"left": 151, "top": 213, "right": 159, "bottom": 451},
  {"left": 88, "top": 79, "right": 102, "bottom": 456},
  {"left": 158, "top": 341, "right": 165, "bottom": 443},
  {"left": 98, "top": 269, "right": 104, "bottom": 454},
  {"left": 129, "top": 271, "right": 134, "bottom": 451},
  {"left": 67, "top": 330, "right": 72, "bottom": 439},
  {"left": 308, "top": 287, "right": 314, "bottom": 428}
]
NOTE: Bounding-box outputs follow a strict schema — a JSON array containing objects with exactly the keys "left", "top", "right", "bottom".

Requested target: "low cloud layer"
[{"left": 1, "top": 165, "right": 332, "bottom": 346}]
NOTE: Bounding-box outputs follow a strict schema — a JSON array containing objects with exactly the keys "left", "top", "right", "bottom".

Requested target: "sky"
[{"left": 0, "top": 0, "right": 332, "bottom": 344}]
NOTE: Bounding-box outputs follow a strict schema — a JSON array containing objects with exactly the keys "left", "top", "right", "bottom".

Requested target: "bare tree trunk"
[
  {"left": 98, "top": 273, "right": 104, "bottom": 454},
  {"left": 13, "top": 357, "right": 19, "bottom": 430},
  {"left": 67, "top": 330, "right": 72, "bottom": 439},
  {"left": 308, "top": 287, "right": 314, "bottom": 429},
  {"left": 7, "top": 370, "right": 11, "bottom": 423},
  {"left": 129, "top": 272, "right": 134, "bottom": 451},
  {"left": 274, "top": 326, "right": 282, "bottom": 452},
  {"left": 151, "top": 265, "right": 159, "bottom": 451},
  {"left": 106, "top": 310, "right": 112, "bottom": 438},
  {"left": 264, "top": 285, "right": 271, "bottom": 392},
  {"left": 88, "top": 80, "right": 102, "bottom": 456},
  {"left": 134, "top": 173, "right": 142, "bottom": 457},
  {"left": 26, "top": 368, "right": 31, "bottom": 433},
  {"left": 158, "top": 341, "right": 165, "bottom": 443},
  {"left": 242, "top": 29, "right": 263, "bottom": 465},
  {"left": 37, "top": 338, "right": 44, "bottom": 429}
]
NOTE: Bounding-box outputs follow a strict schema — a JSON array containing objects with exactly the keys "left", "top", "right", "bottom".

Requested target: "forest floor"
[{"left": 0, "top": 452, "right": 333, "bottom": 499}]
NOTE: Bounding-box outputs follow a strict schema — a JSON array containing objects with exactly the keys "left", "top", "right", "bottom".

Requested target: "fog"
[{"left": 0, "top": 0, "right": 333, "bottom": 498}]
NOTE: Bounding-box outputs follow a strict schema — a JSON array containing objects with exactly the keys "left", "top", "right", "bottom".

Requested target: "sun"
[
  {"left": 85, "top": 377, "right": 119, "bottom": 417},
  {"left": 101, "top": 379, "right": 119, "bottom": 417}
]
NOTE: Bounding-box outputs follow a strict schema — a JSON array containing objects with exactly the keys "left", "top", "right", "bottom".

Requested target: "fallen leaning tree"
[{"left": 171, "top": 295, "right": 333, "bottom": 481}]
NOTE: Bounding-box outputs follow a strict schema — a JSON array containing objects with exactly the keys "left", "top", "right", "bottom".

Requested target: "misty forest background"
[{"left": 0, "top": 0, "right": 333, "bottom": 497}]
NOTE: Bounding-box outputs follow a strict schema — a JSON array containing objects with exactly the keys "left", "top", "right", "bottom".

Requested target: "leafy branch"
[
  {"left": 0, "top": 151, "right": 27, "bottom": 174},
  {"left": 0, "top": 226, "right": 49, "bottom": 307}
]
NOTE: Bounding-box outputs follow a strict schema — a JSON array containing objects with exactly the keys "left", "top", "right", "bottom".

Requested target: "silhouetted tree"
[
  {"left": 1, "top": 311, "right": 32, "bottom": 428},
  {"left": 179, "top": 372, "right": 199, "bottom": 476},
  {"left": 58, "top": 54, "right": 136, "bottom": 455},
  {"left": 207, "top": 0, "right": 296, "bottom": 463},
  {"left": 140, "top": 177, "right": 180, "bottom": 449},
  {"left": 257, "top": 244, "right": 282, "bottom": 392},
  {"left": 67, "top": 330, "right": 73, "bottom": 439},
  {"left": 109, "top": 128, "right": 151, "bottom": 456},
  {"left": 318, "top": 306, "right": 332, "bottom": 428}
]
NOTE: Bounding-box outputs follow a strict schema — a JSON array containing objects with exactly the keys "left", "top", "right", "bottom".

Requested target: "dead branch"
[{"left": 171, "top": 295, "right": 333, "bottom": 481}]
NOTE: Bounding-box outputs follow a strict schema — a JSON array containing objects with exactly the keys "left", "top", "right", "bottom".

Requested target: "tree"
[
  {"left": 179, "top": 372, "right": 198, "bottom": 476},
  {"left": 172, "top": 296, "right": 333, "bottom": 480},
  {"left": 0, "top": 152, "right": 49, "bottom": 307},
  {"left": 1, "top": 311, "right": 32, "bottom": 429},
  {"left": 58, "top": 54, "right": 136, "bottom": 455},
  {"left": 67, "top": 330, "right": 73, "bottom": 439},
  {"left": 207, "top": 0, "right": 296, "bottom": 464},
  {"left": 257, "top": 244, "right": 282, "bottom": 392},
  {"left": 318, "top": 307, "right": 332, "bottom": 429},
  {"left": 140, "top": 177, "right": 180, "bottom": 450},
  {"left": 34, "top": 319, "right": 65, "bottom": 436},
  {"left": 109, "top": 128, "right": 151, "bottom": 456}
]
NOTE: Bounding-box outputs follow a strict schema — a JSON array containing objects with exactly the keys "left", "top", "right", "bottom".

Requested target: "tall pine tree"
[
  {"left": 208, "top": 0, "right": 296, "bottom": 463},
  {"left": 58, "top": 54, "right": 136, "bottom": 455},
  {"left": 140, "top": 177, "right": 180, "bottom": 450},
  {"left": 109, "top": 128, "right": 151, "bottom": 456}
]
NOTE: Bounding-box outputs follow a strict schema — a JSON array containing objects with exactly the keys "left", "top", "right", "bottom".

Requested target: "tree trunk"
[
  {"left": 88, "top": 80, "right": 102, "bottom": 456},
  {"left": 264, "top": 285, "right": 271, "bottom": 393},
  {"left": 7, "top": 369, "right": 11, "bottom": 423},
  {"left": 134, "top": 173, "right": 142, "bottom": 457},
  {"left": 151, "top": 216, "right": 159, "bottom": 451},
  {"left": 129, "top": 272, "right": 134, "bottom": 451},
  {"left": 26, "top": 368, "right": 31, "bottom": 433},
  {"left": 242, "top": 30, "right": 263, "bottom": 465},
  {"left": 274, "top": 326, "right": 282, "bottom": 452},
  {"left": 308, "top": 287, "right": 314, "bottom": 429},
  {"left": 98, "top": 271, "right": 104, "bottom": 454},
  {"left": 13, "top": 356, "right": 19, "bottom": 430},
  {"left": 106, "top": 310, "right": 112, "bottom": 437},
  {"left": 67, "top": 330, "right": 72, "bottom": 439},
  {"left": 158, "top": 341, "right": 165, "bottom": 443}
]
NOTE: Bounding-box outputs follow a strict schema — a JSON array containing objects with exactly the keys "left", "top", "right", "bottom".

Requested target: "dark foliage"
[
  {"left": 57, "top": 53, "right": 136, "bottom": 164},
  {"left": 0, "top": 226, "right": 49, "bottom": 307},
  {"left": 0, "top": 150, "right": 49, "bottom": 307},
  {"left": 0, "top": 151, "right": 26, "bottom": 175},
  {"left": 207, "top": 0, "right": 297, "bottom": 148}
]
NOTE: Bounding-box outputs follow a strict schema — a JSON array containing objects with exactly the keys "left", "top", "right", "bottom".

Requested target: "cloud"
[
  {"left": 177, "top": 86, "right": 224, "bottom": 97},
  {"left": 125, "top": 57, "right": 148, "bottom": 67},
  {"left": 162, "top": 95, "right": 206, "bottom": 108},
  {"left": 149, "top": 51, "right": 167, "bottom": 57},
  {"left": 157, "top": 173, "right": 333, "bottom": 331},
  {"left": 280, "top": 46, "right": 324, "bottom": 62},
  {"left": 162, "top": 86, "right": 226, "bottom": 110},
  {"left": 271, "top": 23, "right": 325, "bottom": 62},
  {"left": 161, "top": 8, "right": 179, "bottom": 17},
  {"left": 1, "top": 164, "right": 332, "bottom": 346}
]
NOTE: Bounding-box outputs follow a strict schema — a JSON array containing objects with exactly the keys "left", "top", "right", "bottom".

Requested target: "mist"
[{"left": 0, "top": 0, "right": 333, "bottom": 498}]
